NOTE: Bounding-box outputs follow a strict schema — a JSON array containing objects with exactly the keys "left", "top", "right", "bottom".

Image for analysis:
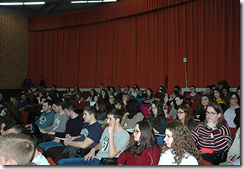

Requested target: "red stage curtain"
[{"left": 28, "top": 0, "right": 240, "bottom": 94}]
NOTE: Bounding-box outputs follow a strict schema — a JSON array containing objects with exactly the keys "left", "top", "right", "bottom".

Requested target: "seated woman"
[
  {"left": 122, "top": 94, "right": 130, "bottom": 111},
  {"left": 99, "top": 89, "right": 109, "bottom": 104},
  {"left": 131, "top": 84, "right": 139, "bottom": 97},
  {"left": 143, "top": 88, "right": 154, "bottom": 104},
  {"left": 158, "top": 121, "right": 202, "bottom": 165},
  {"left": 213, "top": 88, "right": 225, "bottom": 109},
  {"left": 222, "top": 86, "right": 230, "bottom": 96},
  {"left": 117, "top": 121, "right": 161, "bottom": 165},
  {"left": 159, "top": 86, "right": 168, "bottom": 103},
  {"left": 191, "top": 102, "right": 233, "bottom": 165},
  {"left": 114, "top": 85, "right": 122, "bottom": 98},
  {"left": 95, "top": 99, "right": 107, "bottom": 121},
  {"left": 2, "top": 102, "right": 22, "bottom": 125},
  {"left": 150, "top": 92, "right": 168, "bottom": 116},
  {"left": 175, "top": 105, "right": 195, "bottom": 131},
  {"left": 105, "top": 94, "right": 115, "bottom": 110},
  {"left": 121, "top": 99, "right": 144, "bottom": 129},
  {"left": 149, "top": 100, "right": 167, "bottom": 134},
  {"left": 26, "top": 89, "right": 35, "bottom": 104},
  {"left": 194, "top": 95, "right": 212, "bottom": 122},
  {"left": 86, "top": 89, "right": 98, "bottom": 103},
  {"left": 226, "top": 127, "right": 240, "bottom": 165},
  {"left": 168, "top": 94, "right": 188, "bottom": 119},
  {"left": 123, "top": 85, "right": 131, "bottom": 94},
  {"left": 114, "top": 99, "right": 126, "bottom": 116},
  {"left": 63, "top": 87, "right": 72, "bottom": 100},
  {"left": 36, "top": 92, "right": 45, "bottom": 105},
  {"left": 56, "top": 91, "right": 65, "bottom": 103},
  {"left": 75, "top": 93, "right": 84, "bottom": 103},
  {"left": 166, "top": 90, "right": 180, "bottom": 106},
  {"left": 223, "top": 92, "right": 240, "bottom": 128},
  {"left": 72, "top": 86, "right": 81, "bottom": 99},
  {"left": 149, "top": 100, "right": 167, "bottom": 145},
  {"left": 185, "top": 85, "right": 201, "bottom": 104}
]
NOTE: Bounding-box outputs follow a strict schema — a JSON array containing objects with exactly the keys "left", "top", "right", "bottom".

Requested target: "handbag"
[
  {"left": 99, "top": 158, "right": 118, "bottom": 165},
  {"left": 214, "top": 151, "right": 227, "bottom": 165}
]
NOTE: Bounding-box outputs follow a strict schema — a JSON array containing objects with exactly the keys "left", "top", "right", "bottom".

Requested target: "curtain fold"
[{"left": 28, "top": 0, "right": 240, "bottom": 94}]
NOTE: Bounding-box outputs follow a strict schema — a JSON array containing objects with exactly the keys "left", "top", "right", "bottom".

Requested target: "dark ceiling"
[{"left": 0, "top": 0, "right": 122, "bottom": 17}]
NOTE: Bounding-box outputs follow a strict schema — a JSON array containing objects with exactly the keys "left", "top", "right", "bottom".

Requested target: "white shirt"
[
  {"left": 224, "top": 107, "right": 236, "bottom": 128},
  {"left": 158, "top": 149, "right": 198, "bottom": 165}
]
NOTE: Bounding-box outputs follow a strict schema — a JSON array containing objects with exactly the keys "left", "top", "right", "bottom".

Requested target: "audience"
[
  {"left": 95, "top": 99, "right": 107, "bottom": 121},
  {"left": 194, "top": 95, "right": 212, "bottom": 122},
  {"left": 114, "top": 99, "right": 126, "bottom": 115},
  {"left": 158, "top": 121, "right": 202, "bottom": 165},
  {"left": 50, "top": 85, "right": 58, "bottom": 99},
  {"left": 223, "top": 92, "right": 240, "bottom": 128},
  {"left": 58, "top": 108, "right": 130, "bottom": 165},
  {"left": 86, "top": 89, "right": 98, "bottom": 103},
  {"left": 191, "top": 102, "right": 233, "bottom": 165},
  {"left": 158, "top": 86, "right": 168, "bottom": 103},
  {"left": 26, "top": 89, "right": 35, "bottom": 104},
  {"left": 185, "top": 85, "right": 201, "bottom": 103},
  {"left": 0, "top": 92, "right": 6, "bottom": 108},
  {"left": 117, "top": 120, "right": 161, "bottom": 165},
  {"left": 0, "top": 133, "right": 35, "bottom": 165},
  {"left": 226, "top": 127, "right": 240, "bottom": 165},
  {"left": 121, "top": 99, "right": 144, "bottom": 129},
  {"left": 46, "top": 106, "right": 103, "bottom": 164},
  {"left": 38, "top": 102, "right": 83, "bottom": 151},
  {"left": 36, "top": 92, "right": 45, "bottom": 105},
  {"left": 175, "top": 105, "right": 195, "bottom": 131}
]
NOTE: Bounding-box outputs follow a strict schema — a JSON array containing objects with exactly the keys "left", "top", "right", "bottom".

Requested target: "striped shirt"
[{"left": 191, "top": 123, "right": 233, "bottom": 152}]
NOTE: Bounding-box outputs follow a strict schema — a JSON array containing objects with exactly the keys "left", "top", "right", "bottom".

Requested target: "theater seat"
[
  {"left": 191, "top": 100, "right": 200, "bottom": 109},
  {"left": 230, "top": 128, "right": 238, "bottom": 140},
  {"left": 69, "top": 100, "right": 79, "bottom": 107},
  {"left": 20, "top": 111, "right": 29, "bottom": 124},
  {"left": 167, "top": 106, "right": 172, "bottom": 113},
  {"left": 202, "top": 159, "right": 212, "bottom": 165},
  {"left": 77, "top": 101, "right": 90, "bottom": 109},
  {"left": 82, "top": 91, "right": 90, "bottom": 100},
  {"left": 47, "top": 157, "right": 57, "bottom": 165},
  {"left": 37, "top": 146, "right": 43, "bottom": 154},
  {"left": 166, "top": 118, "right": 172, "bottom": 124}
]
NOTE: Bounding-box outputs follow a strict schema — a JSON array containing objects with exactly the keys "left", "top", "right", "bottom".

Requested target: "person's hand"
[
  {"left": 47, "top": 132, "right": 55, "bottom": 135},
  {"left": 206, "top": 119, "right": 216, "bottom": 128},
  {"left": 124, "top": 112, "right": 129, "bottom": 116},
  {"left": 63, "top": 139, "right": 70, "bottom": 146},
  {"left": 107, "top": 125, "right": 115, "bottom": 135},
  {"left": 235, "top": 104, "right": 240, "bottom": 109},
  {"left": 191, "top": 100, "right": 193, "bottom": 103},
  {"left": 52, "top": 138, "right": 60, "bottom": 143},
  {"left": 39, "top": 128, "right": 46, "bottom": 133},
  {"left": 84, "top": 149, "right": 96, "bottom": 161},
  {"left": 66, "top": 134, "right": 72, "bottom": 140},
  {"left": 226, "top": 155, "right": 235, "bottom": 165}
]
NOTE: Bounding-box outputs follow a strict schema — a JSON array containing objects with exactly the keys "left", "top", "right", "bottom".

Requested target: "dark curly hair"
[
  {"left": 126, "top": 99, "right": 142, "bottom": 119},
  {"left": 224, "top": 92, "right": 239, "bottom": 109},
  {"left": 150, "top": 100, "right": 165, "bottom": 128},
  {"left": 124, "top": 120, "right": 160, "bottom": 158},
  {"left": 161, "top": 121, "right": 202, "bottom": 165}
]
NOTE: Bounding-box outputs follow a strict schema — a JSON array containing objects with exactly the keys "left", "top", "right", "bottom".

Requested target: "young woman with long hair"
[
  {"left": 95, "top": 99, "right": 107, "bottom": 121},
  {"left": 121, "top": 99, "right": 144, "bottom": 129},
  {"left": 114, "top": 99, "right": 126, "bottom": 115},
  {"left": 99, "top": 89, "right": 109, "bottom": 104},
  {"left": 149, "top": 100, "right": 167, "bottom": 135},
  {"left": 191, "top": 102, "right": 233, "bottom": 165},
  {"left": 194, "top": 95, "right": 212, "bottom": 122},
  {"left": 117, "top": 120, "right": 161, "bottom": 165},
  {"left": 123, "top": 85, "right": 131, "bottom": 94},
  {"left": 86, "top": 89, "right": 98, "bottom": 102},
  {"left": 143, "top": 88, "right": 154, "bottom": 104},
  {"left": 168, "top": 94, "right": 187, "bottom": 119},
  {"left": 158, "top": 121, "right": 202, "bottom": 165},
  {"left": 175, "top": 105, "right": 195, "bottom": 131}
]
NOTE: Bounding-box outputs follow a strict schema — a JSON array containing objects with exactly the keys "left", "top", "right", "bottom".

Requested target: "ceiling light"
[
  {"left": 103, "top": 0, "right": 117, "bottom": 2},
  {"left": 71, "top": 1, "right": 87, "bottom": 3},
  {"left": 24, "top": 2, "right": 45, "bottom": 5},
  {"left": 0, "top": 2, "right": 23, "bottom": 5},
  {"left": 87, "top": 1, "right": 102, "bottom": 3}
]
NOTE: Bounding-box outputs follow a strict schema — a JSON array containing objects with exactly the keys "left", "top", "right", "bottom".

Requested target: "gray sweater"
[{"left": 44, "top": 112, "right": 69, "bottom": 133}]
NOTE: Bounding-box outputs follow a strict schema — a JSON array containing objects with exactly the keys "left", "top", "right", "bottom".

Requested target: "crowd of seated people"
[{"left": 0, "top": 79, "right": 240, "bottom": 165}]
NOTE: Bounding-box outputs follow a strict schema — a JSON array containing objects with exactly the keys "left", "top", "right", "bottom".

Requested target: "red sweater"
[
  {"left": 191, "top": 123, "right": 233, "bottom": 152},
  {"left": 117, "top": 144, "right": 161, "bottom": 165}
]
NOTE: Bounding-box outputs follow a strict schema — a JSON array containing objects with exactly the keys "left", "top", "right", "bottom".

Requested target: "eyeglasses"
[
  {"left": 177, "top": 111, "right": 185, "bottom": 114},
  {"left": 134, "top": 130, "right": 141, "bottom": 134},
  {"left": 230, "top": 98, "right": 238, "bottom": 100},
  {"left": 205, "top": 111, "right": 218, "bottom": 116}
]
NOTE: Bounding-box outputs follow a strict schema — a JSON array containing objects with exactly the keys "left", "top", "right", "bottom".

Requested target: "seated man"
[
  {"left": 38, "top": 102, "right": 84, "bottom": 151},
  {"left": 57, "top": 108, "right": 130, "bottom": 165},
  {"left": 47, "top": 106, "right": 103, "bottom": 163},
  {"left": 9, "top": 93, "right": 20, "bottom": 108},
  {"left": 25, "top": 99, "right": 55, "bottom": 130},
  {"left": 2, "top": 123, "right": 50, "bottom": 165},
  {"left": 37, "top": 99, "right": 69, "bottom": 143},
  {"left": 0, "top": 133, "right": 35, "bottom": 165},
  {"left": 17, "top": 93, "right": 29, "bottom": 111}
]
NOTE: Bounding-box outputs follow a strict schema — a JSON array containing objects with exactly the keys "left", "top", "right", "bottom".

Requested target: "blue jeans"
[
  {"left": 57, "top": 157, "right": 101, "bottom": 165},
  {"left": 38, "top": 141, "right": 63, "bottom": 151}
]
